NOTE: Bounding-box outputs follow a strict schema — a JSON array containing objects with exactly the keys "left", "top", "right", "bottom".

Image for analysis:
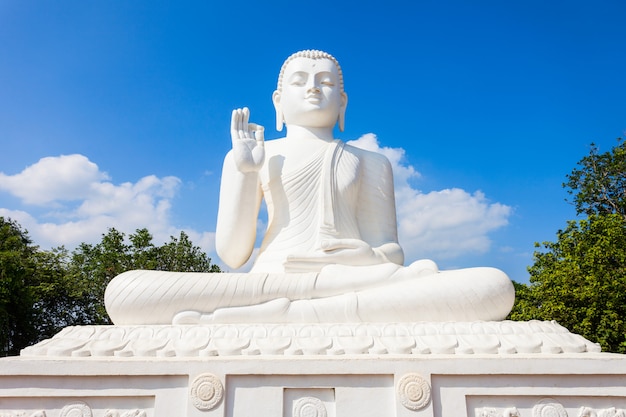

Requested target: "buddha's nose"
[
  {"left": 306, "top": 80, "right": 321, "bottom": 93},
  {"left": 307, "top": 84, "right": 321, "bottom": 94}
]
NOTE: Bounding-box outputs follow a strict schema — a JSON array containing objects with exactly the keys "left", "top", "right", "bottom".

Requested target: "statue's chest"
[
  {"left": 328, "top": 150, "right": 361, "bottom": 196},
  {"left": 261, "top": 148, "right": 361, "bottom": 204}
]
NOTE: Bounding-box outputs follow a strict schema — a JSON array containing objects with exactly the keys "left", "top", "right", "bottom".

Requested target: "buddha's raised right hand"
[{"left": 231, "top": 107, "right": 265, "bottom": 173}]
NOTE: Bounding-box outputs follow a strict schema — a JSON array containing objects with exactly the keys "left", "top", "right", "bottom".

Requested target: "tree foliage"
[
  {"left": 0, "top": 218, "right": 38, "bottom": 355},
  {"left": 66, "top": 228, "right": 220, "bottom": 324},
  {"left": 510, "top": 138, "right": 626, "bottom": 353},
  {"left": 0, "top": 221, "right": 220, "bottom": 356},
  {"left": 565, "top": 139, "right": 626, "bottom": 218},
  {"left": 510, "top": 214, "right": 626, "bottom": 352}
]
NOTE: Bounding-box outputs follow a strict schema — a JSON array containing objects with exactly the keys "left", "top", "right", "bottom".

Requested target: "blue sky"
[{"left": 1, "top": 0, "right": 624, "bottom": 283}]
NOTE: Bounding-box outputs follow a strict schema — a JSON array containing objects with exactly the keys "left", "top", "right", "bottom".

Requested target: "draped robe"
[
  {"left": 253, "top": 140, "right": 369, "bottom": 273},
  {"left": 104, "top": 140, "right": 515, "bottom": 325}
]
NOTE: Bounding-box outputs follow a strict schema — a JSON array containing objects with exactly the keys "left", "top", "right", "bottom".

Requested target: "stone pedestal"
[{"left": 1, "top": 321, "right": 625, "bottom": 417}]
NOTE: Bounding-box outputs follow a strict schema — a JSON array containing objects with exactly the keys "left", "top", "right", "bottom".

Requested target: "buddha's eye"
[
  {"left": 289, "top": 73, "right": 307, "bottom": 86},
  {"left": 319, "top": 74, "right": 335, "bottom": 86}
]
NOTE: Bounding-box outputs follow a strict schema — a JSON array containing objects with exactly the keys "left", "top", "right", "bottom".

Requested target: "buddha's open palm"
[{"left": 231, "top": 107, "right": 265, "bottom": 173}]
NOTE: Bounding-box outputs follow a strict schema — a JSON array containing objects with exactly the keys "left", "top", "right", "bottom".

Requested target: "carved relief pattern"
[
  {"left": 397, "top": 373, "right": 431, "bottom": 411},
  {"left": 533, "top": 400, "right": 568, "bottom": 417},
  {"left": 0, "top": 412, "right": 39, "bottom": 417},
  {"left": 476, "top": 408, "right": 520, "bottom": 417},
  {"left": 60, "top": 402, "right": 92, "bottom": 417},
  {"left": 104, "top": 411, "right": 148, "bottom": 417},
  {"left": 600, "top": 409, "right": 626, "bottom": 417},
  {"left": 0, "top": 406, "right": 146, "bottom": 417},
  {"left": 477, "top": 406, "right": 626, "bottom": 417},
  {"left": 190, "top": 373, "right": 224, "bottom": 411},
  {"left": 579, "top": 408, "right": 626, "bottom": 417},
  {"left": 477, "top": 408, "right": 500, "bottom": 417},
  {"left": 293, "top": 397, "right": 327, "bottom": 417},
  {"left": 20, "top": 320, "right": 602, "bottom": 357}
]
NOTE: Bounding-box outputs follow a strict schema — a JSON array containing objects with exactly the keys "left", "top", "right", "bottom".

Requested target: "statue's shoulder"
[{"left": 343, "top": 142, "right": 393, "bottom": 171}]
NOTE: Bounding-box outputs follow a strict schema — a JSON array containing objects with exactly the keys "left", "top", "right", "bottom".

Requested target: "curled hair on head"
[{"left": 277, "top": 50, "right": 344, "bottom": 92}]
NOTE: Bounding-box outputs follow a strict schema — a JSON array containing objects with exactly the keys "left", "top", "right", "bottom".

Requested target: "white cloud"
[
  {"left": 0, "top": 154, "right": 109, "bottom": 205},
  {"left": 348, "top": 134, "right": 511, "bottom": 262},
  {"left": 0, "top": 141, "right": 511, "bottom": 267},
  {"left": 0, "top": 154, "right": 189, "bottom": 251},
  {"left": 348, "top": 133, "right": 419, "bottom": 186}
]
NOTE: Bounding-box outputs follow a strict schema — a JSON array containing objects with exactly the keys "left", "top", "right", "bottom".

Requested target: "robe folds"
[{"left": 105, "top": 140, "right": 515, "bottom": 325}]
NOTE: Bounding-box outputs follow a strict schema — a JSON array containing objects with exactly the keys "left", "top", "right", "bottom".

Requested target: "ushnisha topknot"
[{"left": 277, "top": 50, "right": 344, "bottom": 92}]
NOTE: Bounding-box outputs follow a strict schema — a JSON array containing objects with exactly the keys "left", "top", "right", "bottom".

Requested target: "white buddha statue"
[{"left": 104, "top": 50, "right": 515, "bottom": 325}]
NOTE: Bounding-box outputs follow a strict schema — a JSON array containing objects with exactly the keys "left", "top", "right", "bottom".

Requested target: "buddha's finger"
[
  {"left": 230, "top": 109, "right": 240, "bottom": 143},
  {"left": 236, "top": 108, "right": 246, "bottom": 140},
  {"left": 242, "top": 107, "right": 250, "bottom": 137},
  {"left": 248, "top": 123, "right": 265, "bottom": 143}
]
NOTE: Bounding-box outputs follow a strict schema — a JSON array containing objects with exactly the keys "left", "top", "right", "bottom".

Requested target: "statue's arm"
[
  {"left": 215, "top": 108, "right": 265, "bottom": 269},
  {"left": 357, "top": 151, "right": 404, "bottom": 265},
  {"left": 215, "top": 151, "right": 263, "bottom": 268}
]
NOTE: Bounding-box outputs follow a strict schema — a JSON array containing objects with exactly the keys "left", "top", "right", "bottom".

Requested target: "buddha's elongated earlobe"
[
  {"left": 338, "top": 92, "right": 348, "bottom": 132},
  {"left": 276, "top": 111, "right": 284, "bottom": 132},
  {"left": 272, "top": 90, "right": 284, "bottom": 132}
]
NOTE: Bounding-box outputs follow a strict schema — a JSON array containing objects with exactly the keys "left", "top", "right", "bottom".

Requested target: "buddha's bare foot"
[
  {"left": 172, "top": 310, "right": 203, "bottom": 325},
  {"left": 386, "top": 259, "right": 439, "bottom": 282},
  {"left": 212, "top": 298, "right": 292, "bottom": 323}
]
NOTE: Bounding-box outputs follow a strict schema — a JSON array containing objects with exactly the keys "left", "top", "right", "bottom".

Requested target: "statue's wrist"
[{"left": 236, "top": 165, "right": 262, "bottom": 175}]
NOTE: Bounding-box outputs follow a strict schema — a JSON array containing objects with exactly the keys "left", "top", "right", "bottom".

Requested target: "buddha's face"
[{"left": 273, "top": 57, "right": 347, "bottom": 130}]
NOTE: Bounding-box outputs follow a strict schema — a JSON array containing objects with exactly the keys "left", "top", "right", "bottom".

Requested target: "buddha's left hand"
[{"left": 284, "top": 238, "right": 387, "bottom": 272}]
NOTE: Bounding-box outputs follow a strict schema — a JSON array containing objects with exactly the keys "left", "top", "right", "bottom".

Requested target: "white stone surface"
[
  {"left": 104, "top": 50, "right": 515, "bottom": 325},
  {"left": 19, "top": 321, "right": 600, "bottom": 358},
  {"left": 6, "top": 321, "right": 621, "bottom": 417},
  {"left": 3, "top": 50, "right": 624, "bottom": 417},
  {"left": 5, "top": 321, "right": 620, "bottom": 417},
  {"left": 2, "top": 346, "right": 626, "bottom": 417},
  {"left": 105, "top": 266, "right": 515, "bottom": 325}
]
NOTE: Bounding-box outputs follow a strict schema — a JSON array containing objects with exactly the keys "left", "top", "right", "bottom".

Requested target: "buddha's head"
[{"left": 273, "top": 50, "right": 348, "bottom": 132}]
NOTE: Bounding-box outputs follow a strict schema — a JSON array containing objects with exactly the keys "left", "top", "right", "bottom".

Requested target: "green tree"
[
  {"left": 510, "top": 214, "right": 626, "bottom": 352},
  {"left": 564, "top": 139, "right": 626, "bottom": 219},
  {"left": 157, "top": 231, "right": 220, "bottom": 272},
  {"left": 65, "top": 228, "right": 133, "bottom": 324},
  {"left": 67, "top": 228, "right": 220, "bottom": 325},
  {"left": 0, "top": 217, "right": 38, "bottom": 356},
  {"left": 511, "top": 139, "right": 626, "bottom": 353},
  {"left": 29, "top": 247, "right": 93, "bottom": 339},
  {"left": 0, "top": 218, "right": 77, "bottom": 355},
  {"left": 1, "top": 220, "right": 220, "bottom": 355}
]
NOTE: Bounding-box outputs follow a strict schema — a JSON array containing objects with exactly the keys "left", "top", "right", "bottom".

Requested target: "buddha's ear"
[
  {"left": 272, "top": 90, "right": 284, "bottom": 132},
  {"left": 338, "top": 92, "right": 348, "bottom": 132}
]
